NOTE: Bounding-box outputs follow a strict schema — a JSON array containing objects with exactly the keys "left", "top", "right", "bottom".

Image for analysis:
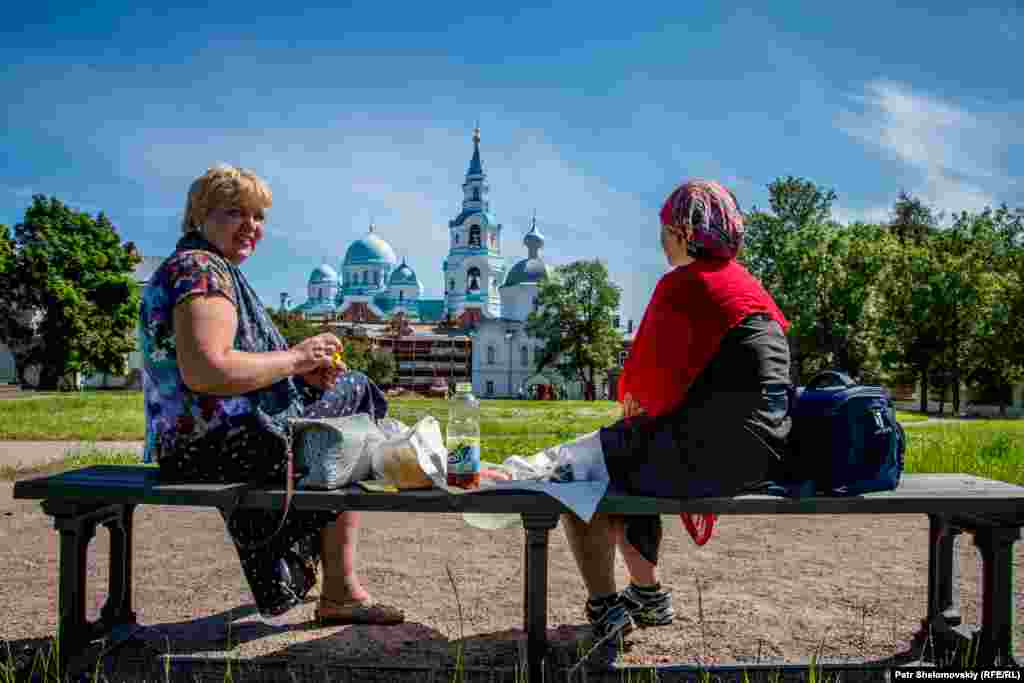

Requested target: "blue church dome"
[
  {"left": 503, "top": 215, "right": 551, "bottom": 287},
  {"left": 503, "top": 258, "right": 551, "bottom": 287},
  {"left": 343, "top": 226, "right": 398, "bottom": 266},
  {"left": 308, "top": 263, "right": 338, "bottom": 284},
  {"left": 388, "top": 259, "right": 420, "bottom": 286}
]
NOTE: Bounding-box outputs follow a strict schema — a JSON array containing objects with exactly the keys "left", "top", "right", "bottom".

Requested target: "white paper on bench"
[{"left": 461, "top": 479, "right": 610, "bottom": 529}]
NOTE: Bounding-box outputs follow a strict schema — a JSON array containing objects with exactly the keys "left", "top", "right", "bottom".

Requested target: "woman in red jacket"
[{"left": 562, "top": 179, "right": 792, "bottom": 642}]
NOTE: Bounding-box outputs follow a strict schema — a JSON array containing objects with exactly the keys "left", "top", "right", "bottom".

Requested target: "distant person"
[
  {"left": 556, "top": 179, "right": 791, "bottom": 642},
  {"left": 139, "top": 164, "right": 404, "bottom": 626}
]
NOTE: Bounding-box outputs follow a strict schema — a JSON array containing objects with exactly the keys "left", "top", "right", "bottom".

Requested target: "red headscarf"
[{"left": 659, "top": 179, "right": 745, "bottom": 260}]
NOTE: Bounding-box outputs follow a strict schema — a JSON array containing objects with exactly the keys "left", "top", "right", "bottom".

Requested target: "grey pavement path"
[{"left": 0, "top": 440, "right": 144, "bottom": 468}]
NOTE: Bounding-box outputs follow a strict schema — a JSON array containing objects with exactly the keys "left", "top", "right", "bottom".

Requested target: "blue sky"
[{"left": 3, "top": 2, "right": 1022, "bottom": 325}]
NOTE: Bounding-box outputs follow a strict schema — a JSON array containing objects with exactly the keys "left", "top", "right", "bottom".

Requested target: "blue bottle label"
[{"left": 447, "top": 439, "right": 481, "bottom": 474}]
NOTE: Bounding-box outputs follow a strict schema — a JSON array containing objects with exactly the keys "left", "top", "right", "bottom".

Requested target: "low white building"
[{"left": 0, "top": 255, "right": 162, "bottom": 389}]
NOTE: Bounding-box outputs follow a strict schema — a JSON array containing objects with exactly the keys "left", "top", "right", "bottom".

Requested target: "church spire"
[
  {"left": 524, "top": 210, "right": 545, "bottom": 259},
  {"left": 467, "top": 126, "right": 483, "bottom": 177}
]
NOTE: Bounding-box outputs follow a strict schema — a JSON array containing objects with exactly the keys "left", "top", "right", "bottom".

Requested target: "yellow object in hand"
[{"left": 332, "top": 351, "right": 345, "bottom": 368}]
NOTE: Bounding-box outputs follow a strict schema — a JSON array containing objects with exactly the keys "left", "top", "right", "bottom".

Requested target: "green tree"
[
  {"left": 338, "top": 336, "right": 396, "bottom": 387},
  {"left": 364, "top": 348, "right": 397, "bottom": 386},
  {"left": 0, "top": 196, "right": 141, "bottom": 390},
  {"left": 267, "top": 308, "right": 324, "bottom": 347},
  {"left": 876, "top": 235, "right": 944, "bottom": 413},
  {"left": 889, "top": 190, "right": 940, "bottom": 244},
  {"left": 739, "top": 176, "right": 841, "bottom": 383},
  {"left": 0, "top": 224, "right": 12, "bottom": 275},
  {"left": 778, "top": 220, "right": 891, "bottom": 380},
  {"left": 740, "top": 176, "right": 837, "bottom": 288},
  {"left": 526, "top": 259, "right": 622, "bottom": 401},
  {"left": 875, "top": 214, "right": 1003, "bottom": 415},
  {"left": 953, "top": 206, "right": 1024, "bottom": 415}
]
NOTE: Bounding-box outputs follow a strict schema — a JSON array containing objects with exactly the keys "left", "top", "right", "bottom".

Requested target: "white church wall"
[{"left": 500, "top": 285, "right": 539, "bottom": 323}]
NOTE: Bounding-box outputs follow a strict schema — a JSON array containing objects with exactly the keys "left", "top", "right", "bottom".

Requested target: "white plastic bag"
[
  {"left": 370, "top": 416, "right": 448, "bottom": 489},
  {"left": 289, "top": 413, "right": 385, "bottom": 489},
  {"left": 377, "top": 417, "right": 409, "bottom": 437}
]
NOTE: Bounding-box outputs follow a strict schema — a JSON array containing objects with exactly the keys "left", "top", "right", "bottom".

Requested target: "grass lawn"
[{"left": 0, "top": 390, "right": 1020, "bottom": 484}]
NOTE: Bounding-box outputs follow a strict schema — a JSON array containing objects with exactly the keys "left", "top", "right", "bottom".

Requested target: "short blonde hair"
[{"left": 181, "top": 164, "right": 273, "bottom": 234}]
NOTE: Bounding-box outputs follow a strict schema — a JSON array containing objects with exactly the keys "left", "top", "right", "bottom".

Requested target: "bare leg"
[
  {"left": 561, "top": 512, "right": 618, "bottom": 598},
  {"left": 320, "top": 511, "right": 370, "bottom": 603},
  {"left": 611, "top": 517, "right": 659, "bottom": 586}
]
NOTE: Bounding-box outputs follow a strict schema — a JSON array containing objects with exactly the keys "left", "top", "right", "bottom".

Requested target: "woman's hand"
[
  {"left": 622, "top": 392, "right": 646, "bottom": 419},
  {"left": 291, "top": 333, "right": 344, "bottom": 376},
  {"left": 301, "top": 353, "right": 347, "bottom": 391}
]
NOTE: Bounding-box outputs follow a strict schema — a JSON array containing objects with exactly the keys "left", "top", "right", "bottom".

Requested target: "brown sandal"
[{"left": 315, "top": 597, "right": 405, "bottom": 625}]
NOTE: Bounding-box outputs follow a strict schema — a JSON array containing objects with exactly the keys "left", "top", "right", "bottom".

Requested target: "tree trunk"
[
  {"left": 952, "top": 367, "right": 961, "bottom": 416},
  {"left": 37, "top": 364, "right": 61, "bottom": 392},
  {"left": 919, "top": 365, "right": 929, "bottom": 414}
]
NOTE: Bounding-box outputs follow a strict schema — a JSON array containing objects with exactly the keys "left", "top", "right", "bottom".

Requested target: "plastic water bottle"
[{"left": 447, "top": 382, "right": 481, "bottom": 489}]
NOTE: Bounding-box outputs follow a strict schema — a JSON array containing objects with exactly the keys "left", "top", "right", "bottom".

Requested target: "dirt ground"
[{"left": 1, "top": 481, "right": 1021, "bottom": 676}]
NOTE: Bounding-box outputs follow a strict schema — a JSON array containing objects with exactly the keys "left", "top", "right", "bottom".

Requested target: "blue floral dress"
[{"left": 139, "top": 232, "right": 388, "bottom": 617}]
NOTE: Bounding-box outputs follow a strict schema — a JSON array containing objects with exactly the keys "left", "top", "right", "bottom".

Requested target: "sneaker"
[
  {"left": 620, "top": 583, "right": 674, "bottom": 627},
  {"left": 585, "top": 594, "right": 634, "bottom": 642}
]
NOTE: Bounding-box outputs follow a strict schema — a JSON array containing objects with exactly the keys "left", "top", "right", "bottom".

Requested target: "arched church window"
[
  {"left": 472, "top": 187, "right": 480, "bottom": 201},
  {"left": 373, "top": 271, "right": 379, "bottom": 285},
  {"left": 399, "top": 290, "right": 404, "bottom": 302},
  {"left": 467, "top": 267, "right": 481, "bottom": 292},
  {"left": 469, "top": 226, "right": 481, "bottom": 247},
  {"left": 520, "top": 346, "right": 528, "bottom": 367},
  {"left": 449, "top": 278, "right": 455, "bottom": 293},
  {"left": 487, "top": 346, "right": 495, "bottom": 365}
]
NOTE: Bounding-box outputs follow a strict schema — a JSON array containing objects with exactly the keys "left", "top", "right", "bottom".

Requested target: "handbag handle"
[
  {"left": 223, "top": 437, "right": 296, "bottom": 552},
  {"left": 806, "top": 370, "right": 856, "bottom": 391}
]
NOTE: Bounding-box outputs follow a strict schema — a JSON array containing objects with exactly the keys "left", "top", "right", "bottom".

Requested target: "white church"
[{"left": 289, "top": 127, "right": 589, "bottom": 398}]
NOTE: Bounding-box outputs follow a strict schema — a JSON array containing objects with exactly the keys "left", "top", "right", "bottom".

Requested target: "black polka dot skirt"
[{"left": 157, "top": 372, "right": 388, "bottom": 617}]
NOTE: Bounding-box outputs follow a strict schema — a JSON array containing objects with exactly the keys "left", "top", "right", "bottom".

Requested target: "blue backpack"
[{"left": 776, "top": 370, "right": 906, "bottom": 496}]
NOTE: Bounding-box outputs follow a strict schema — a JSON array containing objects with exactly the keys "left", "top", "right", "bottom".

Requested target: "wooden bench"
[{"left": 13, "top": 466, "right": 1024, "bottom": 677}]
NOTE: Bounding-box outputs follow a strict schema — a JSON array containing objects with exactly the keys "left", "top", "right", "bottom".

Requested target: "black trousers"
[{"left": 599, "top": 314, "right": 791, "bottom": 563}]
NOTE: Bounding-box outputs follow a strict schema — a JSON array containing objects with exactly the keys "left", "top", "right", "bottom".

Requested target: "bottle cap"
[{"left": 455, "top": 382, "right": 473, "bottom": 393}]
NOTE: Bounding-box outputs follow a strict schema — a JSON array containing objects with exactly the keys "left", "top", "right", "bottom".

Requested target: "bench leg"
[
  {"left": 100, "top": 505, "right": 137, "bottom": 630},
  {"left": 973, "top": 525, "right": 1020, "bottom": 666},
  {"left": 54, "top": 513, "right": 95, "bottom": 660},
  {"left": 41, "top": 502, "right": 140, "bottom": 673},
  {"left": 927, "top": 514, "right": 962, "bottom": 628},
  {"left": 521, "top": 512, "right": 559, "bottom": 683}
]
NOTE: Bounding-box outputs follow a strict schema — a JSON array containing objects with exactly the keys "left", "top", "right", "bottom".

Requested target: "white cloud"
[
  {"left": 836, "top": 80, "right": 1020, "bottom": 219},
  {"left": 830, "top": 203, "right": 892, "bottom": 226}
]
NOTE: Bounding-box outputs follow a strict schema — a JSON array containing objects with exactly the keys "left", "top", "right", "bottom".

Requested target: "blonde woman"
[{"left": 139, "top": 164, "right": 403, "bottom": 625}]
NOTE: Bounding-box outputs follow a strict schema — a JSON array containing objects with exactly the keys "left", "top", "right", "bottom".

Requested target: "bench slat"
[{"left": 12, "top": 466, "right": 1024, "bottom": 524}]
